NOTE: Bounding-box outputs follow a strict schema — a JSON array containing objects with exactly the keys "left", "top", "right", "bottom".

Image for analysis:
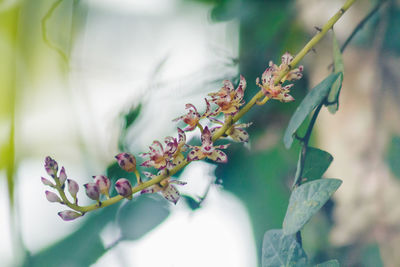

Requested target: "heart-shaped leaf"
[
  {"left": 283, "top": 178, "right": 342, "bottom": 235},
  {"left": 284, "top": 73, "right": 340, "bottom": 148},
  {"left": 262, "top": 229, "right": 308, "bottom": 267}
]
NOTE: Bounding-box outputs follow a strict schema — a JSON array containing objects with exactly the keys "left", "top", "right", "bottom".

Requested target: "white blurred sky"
[{"left": 0, "top": 0, "right": 258, "bottom": 266}]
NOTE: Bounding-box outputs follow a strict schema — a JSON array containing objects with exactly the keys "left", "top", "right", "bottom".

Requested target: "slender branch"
[
  {"left": 340, "top": 0, "right": 388, "bottom": 53},
  {"left": 60, "top": 0, "right": 357, "bottom": 214}
]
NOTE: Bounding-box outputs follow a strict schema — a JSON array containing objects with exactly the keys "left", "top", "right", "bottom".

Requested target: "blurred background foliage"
[{"left": 1, "top": 0, "right": 400, "bottom": 266}]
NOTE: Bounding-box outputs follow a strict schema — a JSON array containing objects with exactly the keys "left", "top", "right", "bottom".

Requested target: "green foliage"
[
  {"left": 117, "top": 194, "right": 170, "bottom": 241},
  {"left": 383, "top": 3, "right": 400, "bottom": 55},
  {"left": 24, "top": 205, "right": 118, "bottom": 267},
  {"left": 386, "top": 136, "right": 400, "bottom": 179},
  {"left": 283, "top": 179, "right": 342, "bottom": 235},
  {"left": 262, "top": 229, "right": 308, "bottom": 267},
  {"left": 284, "top": 73, "right": 340, "bottom": 149},
  {"left": 294, "top": 147, "right": 333, "bottom": 186},
  {"left": 315, "top": 259, "right": 339, "bottom": 267},
  {"left": 327, "top": 32, "right": 344, "bottom": 114},
  {"left": 118, "top": 104, "right": 141, "bottom": 151}
]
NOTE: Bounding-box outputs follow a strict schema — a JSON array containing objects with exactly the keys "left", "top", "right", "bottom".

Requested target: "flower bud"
[
  {"left": 92, "top": 175, "right": 111, "bottom": 198},
  {"left": 41, "top": 177, "right": 54, "bottom": 187},
  {"left": 67, "top": 179, "right": 79, "bottom": 199},
  {"left": 115, "top": 153, "right": 136, "bottom": 172},
  {"left": 59, "top": 166, "right": 67, "bottom": 186},
  {"left": 44, "top": 156, "right": 58, "bottom": 177},
  {"left": 115, "top": 178, "right": 133, "bottom": 199},
  {"left": 84, "top": 183, "right": 100, "bottom": 201},
  {"left": 58, "top": 210, "right": 81, "bottom": 221},
  {"left": 45, "top": 190, "right": 63, "bottom": 203}
]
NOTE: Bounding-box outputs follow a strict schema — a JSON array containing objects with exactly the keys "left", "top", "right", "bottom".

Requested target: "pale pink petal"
[
  {"left": 177, "top": 128, "right": 186, "bottom": 145},
  {"left": 214, "top": 144, "right": 230, "bottom": 149},
  {"left": 222, "top": 80, "right": 234, "bottom": 92},
  {"left": 187, "top": 147, "right": 204, "bottom": 161},
  {"left": 41, "top": 177, "right": 54, "bottom": 187},
  {"left": 230, "top": 128, "right": 250, "bottom": 142},
  {"left": 207, "top": 150, "right": 228, "bottom": 163},
  {"left": 58, "top": 210, "right": 81, "bottom": 221},
  {"left": 281, "top": 52, "right": 293, "bottom": 65},
  {"left": 59, "top": 167, "right": 67, "bottom": 185},
  {"left": 201, "top": 126, "right": 213, "bottom": 147},
  {"left": 67, "top": 179, "right": 79, "bottom": 199},
  {"left": 162, "top": 184, "right": 181, "bottom": 204},
  {"left": 45, "top": 190, "right": 63, "bottom": 203},
  {"left": 280, "top": 93, "right": 295, "bottom": 103}
]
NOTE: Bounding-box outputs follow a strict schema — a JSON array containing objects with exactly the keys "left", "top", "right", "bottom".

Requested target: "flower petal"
[
  {"left": 187, "top": 147, "right": 204, "bottom": 161},
  {"left": 162, "top": 184, "right": 181, "bottom": 204},
  {"left": 207, "top": 150, "right": 228, "bottom": 163},
  {"left": 229, "top": 128, "right": 250, "bottom": 142},
  {"left": 201, "top": 126, "right": 213, "bottom": 147},
  {"left": 58, "top": 210, "right": 81, "bottom": 221},
  {"left": 281, "top": 52, "right": 293, "bottom": 65},
  {"left": 177, "top": 128, "right": 186, "bottom": 146}
]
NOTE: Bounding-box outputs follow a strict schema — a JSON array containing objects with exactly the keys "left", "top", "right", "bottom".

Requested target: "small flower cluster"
[
  {"left": 42, "top": 52, "right": 303, "bottom": 221},
  {"left": 42, "top": 153, "right": 138, "bottom": 221},
  {"left": 256, "top": 52, "right": 303, "bottom": 102}
]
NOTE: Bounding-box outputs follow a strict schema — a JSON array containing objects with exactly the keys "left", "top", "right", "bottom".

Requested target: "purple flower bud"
[
  {"left": 93, "top": 175, "right": 111, "bottom": 197},
  {"left": 41, "top": 177, "right": 54, "bottom": 187},
  {"left": 67, "top": 179, "right": 79, "bottom": 199},
  {"left": 115, "top": 178, "right": 133, "bottom": 199},
  {"left": 59, "top": 166, "right": 67, "bottom": 186},
  {"left": 44, "top": 156, "right": 58, "bottom": 177},
  {"left": 45, "top": 190, "right": 63, "bottom": 203},
  {"left": 84, "top": 183, "right": 100, "bottom": 201},
  {"left": 58, "top": 210, "right": 81, "bottom": 221},
  {"left": 115, "top": 153, "right": 137, "bottom": 172}
]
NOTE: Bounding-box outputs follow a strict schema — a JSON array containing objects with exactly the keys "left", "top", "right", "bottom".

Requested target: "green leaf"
[
  {"left": 262, "top": 229, "right": 308, "bottom": 267},
  {"left": 24, "top": 205, "right": 118, "bottom": 267},
  {"left": 283, "top": 178, "right": 342, "bottom": 235},
  {"left": 117, "top": 194, "right": 170, "bottom": 241},
  {"left": 315, "top": 259, "right": 340, "bottom": 267},
  {"left": 327, "top": 32, "right": 344, "bottom": 114},
  {"left": 387, "top": 136, "right": 400, "bottom": 179},
  {"left": 283, "top": 73, "right": 340, "bottom": 149}
]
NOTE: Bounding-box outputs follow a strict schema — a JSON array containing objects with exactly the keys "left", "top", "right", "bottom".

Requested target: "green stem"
[{"left": 61, "top": 0, "right": 357, "bottom": 214}]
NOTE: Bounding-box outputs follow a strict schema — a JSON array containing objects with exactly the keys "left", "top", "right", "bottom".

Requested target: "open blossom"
[
  {"left": 141, "top": 128, "right": 186, "bottom": 170},
  {"left": 210, "top": 118, "right": 252, "bottom": 143},
  {"left": 173, "top": 99, "right": 212, "bottom": 131},
  {"left": 141, "top": 172, "right": 186, "bottom": 204},
  {"left": 256, "top": 52, "right": 303, "bottom": 102},
  {"left": 208, "top": 75, "right": 246, "bottom": 115},
  {"left": 187, "top": 126, "right": 229, "bottom": 163}
]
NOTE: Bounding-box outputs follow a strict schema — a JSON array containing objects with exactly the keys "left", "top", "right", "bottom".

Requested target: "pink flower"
[
  {"left": 41, "top": 177, "right": 54, "bottom": 187},
  {"left": 173, "top": 100, "right": 212, "bottom": 131},
  {"left": 115, "top": 178, "right": 133, "bottom": 199},
  {"left": 93, "top": 175, "right": 111, "bottom": 198},
  {"left": 59, "top": 167, "right": 67, "bottom": 186},
  {"left": 187, "top": 126, "right": 229, "bottom": 163},
  {"left": 58, "top": 210, "right": 81, "bottom": 221},
  {"left": 84, "top": 183, "right": 100, "bottom": 201},
  {"left": 115, "top": 153, "right": 137, "bottom": 173},
  {"left": 67, "top": 179, "right": 79, "bottom": 201},
  {"left": 141, "top": 172, "right": 186, "bottom": 205},
  {"left": 256, "top": 52, "right": 303, "bottom": 102},
  {"left": 44, "top": 156, "right": 58, "bottom": 178},
  {"left": 210, "top": 118, "right": 252, "bottom": 143},
  {"left": 45, "top": 190, "right": 63, "bottom": 203},
  {"left": 208, "top": 75, "right": 246, "bottom": 115},
  {"left": 141, "top": 128, "right": 187, "bottom": 170}
]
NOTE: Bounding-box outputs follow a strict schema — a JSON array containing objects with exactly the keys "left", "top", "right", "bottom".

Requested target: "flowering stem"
[{"left": 62, "top": 0, "right": 357, "bottom": 214}]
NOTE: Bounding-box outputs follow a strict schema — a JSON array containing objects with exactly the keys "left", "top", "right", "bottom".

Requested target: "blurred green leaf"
[
  {"left": 302, "top": 147, "right": 333, "bottom": 182},
  {"left": 327, "top": 32, "right": 344, "bottom": 114},
  {"left": 283, "top": 179, "right": 342, "bottom": 235},
  {"left": 24, "top": 205, "right": 118, "bottom": 267},
  {"left": 262, "top": 229, "right": 308, "bottom": 267},
  {"left": 315, "top": 259, "right": 339, "bottom": 267},
  {"left": 386, "top": 136, "right": 400, "bottom": 179},
  {"left": 284, "top": 73, "right": 340, "bottom": 148},
  {"left": 361, "top": 243, "right": 383, "bottom": 267},
  {"left": 383, "top": 3, "right": 400, "bottom": 55},
  {"left": 182, "top": 195, "right": 201, "bottom": 210},
  {"left": 117, "top": 194, "right": 170, "bottom": 241},
  {"left": 122, "top": 104, "right": 141, "bottom": 130}
]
